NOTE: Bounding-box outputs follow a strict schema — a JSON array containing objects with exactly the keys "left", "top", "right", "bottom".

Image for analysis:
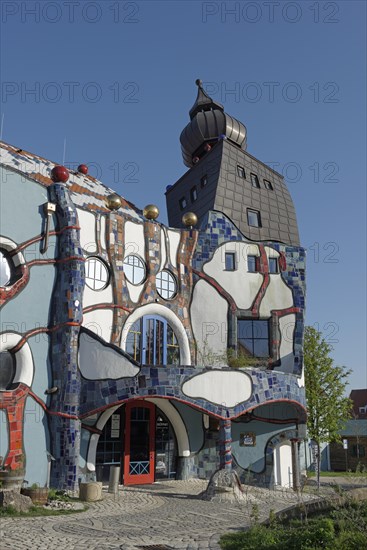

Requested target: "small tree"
[{"left": 304, "top": 326, "right": 353, "bottom": 489}]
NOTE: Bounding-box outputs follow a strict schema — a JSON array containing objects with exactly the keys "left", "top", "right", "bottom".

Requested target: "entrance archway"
[{"left": 94, "top": 400, "right": 183, "bottom": 485}]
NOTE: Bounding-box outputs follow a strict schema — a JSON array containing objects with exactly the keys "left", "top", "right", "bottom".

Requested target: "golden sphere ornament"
[
  {"left": 143, "top": 204, "right": 159, "bottom": 220},
  {"left": 105, "top": 193, "right": 122, "bottom": 211},
  {"left": 182, "top": 212, "right": 198, "bottom": 227}
]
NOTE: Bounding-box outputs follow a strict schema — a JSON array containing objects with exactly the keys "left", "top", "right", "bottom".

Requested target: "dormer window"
[
  {"left": 250, "top": 173, "right": 260, "bottom": 188},
  {"left": 264, "top": 179, "right": 273, "bottom": 190},
  {"left": 190, "top": 186, "right": 198, "bottom": 202},
  {"left": 237, "top": 165, "right": 246, "bottom": 179},
  {"left": 179, "top": 197, "right": 187, "bottom": 210}
]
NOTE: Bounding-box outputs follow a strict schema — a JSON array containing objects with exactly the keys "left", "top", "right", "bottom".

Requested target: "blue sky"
[{"left": 1, "top": 1, "right": 366, "bottom": 391}]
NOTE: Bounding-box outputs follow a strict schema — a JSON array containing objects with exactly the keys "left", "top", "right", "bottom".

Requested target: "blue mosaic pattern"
[
  {"left": 79, "top": 365, "right": 306, "bottom": 420},
  {"left": 193, "top": 211, "right": 306, "bottom": 376},
  {"left": 48, "top": 183, "right": 85, "bottom": 491}
]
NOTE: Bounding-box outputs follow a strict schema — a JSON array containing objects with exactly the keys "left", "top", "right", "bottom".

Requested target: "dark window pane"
[
  {"left": 253, "top": 340, "right": 269, "bottom": 357},
  {"left": 247, "top": 209, "right": 261, "bottom": 227},
  {"left": 237, "top": 165, "right": 246, "bottom": 179},
  {"left": 200, "top": 175, "right": 208, "bottom": 188},
  {"left": 264, "top": 179, "right": 273, "bottom": 190},
  {"left": 250, "top": 173, "right": 260, "bottom": 188},
  {"left": 179, "top": 197, "right": 187, "bottom": 210},
  {"left": 0, "top": 351, "right": 15, "bottom": 390},
  {"left": 238, "top": 320, "right": 253, "bottom": 339},
  {"left": 225, "top": 252, "right": 235, "bottom": 271},
  {"left": 269, "top": 258, "right": 278, "bottom": 273},
  {"left": 252, "top": 321, "right": 269, "bottom": 339},
  {"left": 248, "top": 255, "right": 257, "bottom": 272},
  {"left": 190, "top": 187, "right": 197, "bottom": 202}
]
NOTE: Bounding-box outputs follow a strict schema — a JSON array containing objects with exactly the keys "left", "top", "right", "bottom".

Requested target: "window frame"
[
  {"left": 250, "top": 173, "right": 260, "bottom": 188},
  {"left": 247, "top": 209, "right": 262, "bottom": 228},
  {"left": 156, "top": 270, "right": 177, "bottom": 300},
  {"left": 190, "top": 186, "right": 198, "bottom": 203},
  {"left": 237, "top": 318, "right": 270, "bottom": 358},
  {"left": 263, "top": 179, "right": 274, "bottom": 191},
  {"left": 247, "top": 255, "right": 259, "bottom": 273},
  {"left": 237, "top": 165, "right": 246, "bottom": 179},
  {"left": 179, "top": 197, "right": 187, "bottom": 210},
  {"left": 268, "top": 258, "right": 279, "bottom": 274},
  {"left": 85, "top": 256, "right": 110, "bottom": 291},
  {"left": 224, "top": 252, "right": 236, "bottom": 271},
  {"left": 123, "top": 254, "right": 146, "bottom": 286}
]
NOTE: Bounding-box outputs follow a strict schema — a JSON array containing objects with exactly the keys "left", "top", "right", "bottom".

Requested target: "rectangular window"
[
  {"left": 237, "top": 165, "right": 246, "bottom": 179},
  {"left": 190, "top": 186, "right": 198, "bottom": 202},
  {"left": 237, "top": 319, "right": 269, "bottom": 357},
  {"left": 200, "top": 175, "right": 208, "bottom": 188},
  {"left": 269, "top": 258, "right": 278, "bottom": 274},
  {"left": 179, "top": 197, "right": 187, "bottom": 210},
  {"left": 225, "top": 252, "right": 236, "bottom": 271},
  {"left": 250, "top": 173, "right": 260, "bottom": 188},
  {"left": 247, "top": 209, "right": 261, "bottom": 227},
  {"left": 247, "top": 255, "right": 258, "bottom": 273},
  {"left": 264, "top": 179, "right": 273, "bottom": 190}
]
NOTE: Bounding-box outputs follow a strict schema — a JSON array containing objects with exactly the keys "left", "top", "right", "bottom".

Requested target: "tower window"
[
  {"left": 247, "top": 209, "right": 261, "bottom": 228},
  {"left": 269, "top": 258, "right": 279, "bottom": 274},
  {"left": 250, "top": 173, "right": 260, "bottom": 188},
  {"left": 264, "top": 179, "right": 273, "bottom": 190},
  {"left": 237, "top": 165, "right": 246, "bottom": 179},
  {"left": 238, "top": 319, "right": 270, "bottom": 357},
  {"left": 179, "top": 197, "right": 187, "bottom": 210},
  {"left": 224, "top": 252, "right": 236, "bottom": 271},
  {"left": 247, "top": 255, "right": 258, "bottom": 273},
  {"left": 190, "top": 186, "right": 198, "bottom": 202},
  {"left": 85, "top": 257, "right": 110, "bottom": 290},
  {"left": 200, "top": 175, "right": 208, "bottom": 188}
]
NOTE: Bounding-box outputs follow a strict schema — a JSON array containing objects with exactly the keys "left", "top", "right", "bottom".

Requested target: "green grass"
[
  {"left": 0, "top": 504, "right": 86, "bottom": 517},
  {"left": 220, "top": 500, "right": 367, "bottom": 550},
  {"left": 308, "top": 470, "right": 367, "bottom": 478}
]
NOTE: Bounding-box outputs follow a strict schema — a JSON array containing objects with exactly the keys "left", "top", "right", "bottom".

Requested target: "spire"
[{"left": 189, "top": 79, "right": 224, "bottom": 120}]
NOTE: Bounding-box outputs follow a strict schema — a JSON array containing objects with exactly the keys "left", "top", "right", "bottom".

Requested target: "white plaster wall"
[
  {"left": 182, "top": 370, "right": 252, "bottom": 407},
  {"left": 120, "top": 303, "right": 191, "bottom": 365},
  {"left": 0, "top": 334, "right": 33, "bottom": 387},
  {"left": 126, "top": 281, "right": 143, "bottom": 303},
  {"left": 259, "top": 275, "right": 294, "bottom": 316},
  {"left": 124, "top": 221, "right": 145, "bottom": 258},
  {"left": 146, "top": 398, "right": 190, "bottom": 456},
  {"left": 77, "top": 208, "right": 97, "bottom": 253},
  {"left": 78, "top": 332, "right": 139, "bottom": 380},
  {"left": 190, "top": 280, "right": 228, "bottom": 365},
  {"left": 82, "top": 309, "right": 113, "bottom": 343},
  {"left": 83, "top": 283, "right": 113, "bottom": 308},
  {"left": 100, "top": 215, "right": 107, "bottom": 250},
  {"left": 274, "top": 443, "right": 293, "bottom": 488},
  {"left": 167, "top": 230, "right": 180, "bottom": 267},
  {"left": 277, "top": 314, "right": 296, "bottom": 373},
  {"left": 203, "top": 242, "right": 262, "bottom": 310}
]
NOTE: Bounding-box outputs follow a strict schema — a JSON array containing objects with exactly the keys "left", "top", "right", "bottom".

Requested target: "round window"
[
  {"left": 85, "top": 257, "right": 110, "bottom": 291},
  {"left": 123, "top": 255, "right": 146, "bottom": 285},
  {"left": 0, "top": 351, "right": 15, "bottom": 391},
  {"left": 0, "top": 251, "right": 12, "bottom": 287},
  {"left": 156, "top": 270, "right": 177, "bottom": 300}
]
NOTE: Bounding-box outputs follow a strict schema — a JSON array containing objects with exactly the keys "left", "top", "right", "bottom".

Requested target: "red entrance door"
[{"left": 124, "top": 401, "right": 155, "bottom": 485}]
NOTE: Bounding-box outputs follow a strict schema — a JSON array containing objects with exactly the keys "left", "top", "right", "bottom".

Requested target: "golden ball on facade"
[
  {"left": 182, "top": 212, "right": 198, "bottom": 227},
  {"left": 105, "top": 193, "right": 122, "bottom": 211},
  {"left": 143, "top": 204, "right": 159, "bottom": 220}
]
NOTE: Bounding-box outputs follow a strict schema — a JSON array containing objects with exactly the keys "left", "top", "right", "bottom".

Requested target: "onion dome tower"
[
  {"left": 166, "top": 80, "right": 300, "bottom": 246},
  {"left": 180, "top": 79, "right": 247, "bottom": 168}
]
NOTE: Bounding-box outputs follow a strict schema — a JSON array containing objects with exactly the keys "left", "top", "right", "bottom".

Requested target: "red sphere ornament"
[
  {"left": 78, "top": 164, "right": 88, "bottom": 175},
  {"left": 193, "top": 156, "right": 200, "bottom": 164},
  {"left": 51, "top": 165, "right": 69, "bottom": 183},
  {"left": 204, "top": 143, "right": 211, "bottom": 152}
]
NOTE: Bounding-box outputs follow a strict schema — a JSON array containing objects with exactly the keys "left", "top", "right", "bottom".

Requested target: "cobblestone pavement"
[{"left": 0, "top": 480, "right": 317, "bottom": 550}]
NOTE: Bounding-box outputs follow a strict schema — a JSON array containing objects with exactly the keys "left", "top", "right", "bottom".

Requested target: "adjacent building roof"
[
  {"left": 0, "top": 140, "right": 142, "bottom": 219},
  {"left": 349, "top": 389, "right": 367, "bottom": 419}
]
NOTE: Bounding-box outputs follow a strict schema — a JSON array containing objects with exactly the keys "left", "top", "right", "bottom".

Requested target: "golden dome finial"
[{"left": 143, "top": 204, "right": 159, "bottom": 220}]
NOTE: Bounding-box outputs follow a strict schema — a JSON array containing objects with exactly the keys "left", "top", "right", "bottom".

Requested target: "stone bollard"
[{"left": 79, "top": 482, "right": 103, "bottom": 502}]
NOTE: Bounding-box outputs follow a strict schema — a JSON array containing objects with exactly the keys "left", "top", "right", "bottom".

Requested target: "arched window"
[{"left": 126, "top": 315, "right": 180, "bottom": 366}]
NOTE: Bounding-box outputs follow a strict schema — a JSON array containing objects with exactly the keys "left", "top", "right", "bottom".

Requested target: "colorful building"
[{"left": 0, "top": 81, "right": 307, "bottom": 492}]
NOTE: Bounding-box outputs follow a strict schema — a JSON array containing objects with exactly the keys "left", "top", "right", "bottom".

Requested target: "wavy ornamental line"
[
  {"left": 9, "top": 225, "right": 81, "bottom": 256},
  {"left": 27, "top": 255, "right": 86, "bottom": 267},
  {"left": 83, "top": 303, "right": 132, "bottom": 314},
  {"left": 9, "top": 321, "right": 81, "bottom": 354},
  {"left": 28, "top": 390, "right": 79, "bottom": 420}
]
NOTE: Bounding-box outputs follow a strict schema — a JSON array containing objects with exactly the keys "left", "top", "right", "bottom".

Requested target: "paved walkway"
[{"left": 0, "top": 479, "right": 329, "bottom": 550}]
